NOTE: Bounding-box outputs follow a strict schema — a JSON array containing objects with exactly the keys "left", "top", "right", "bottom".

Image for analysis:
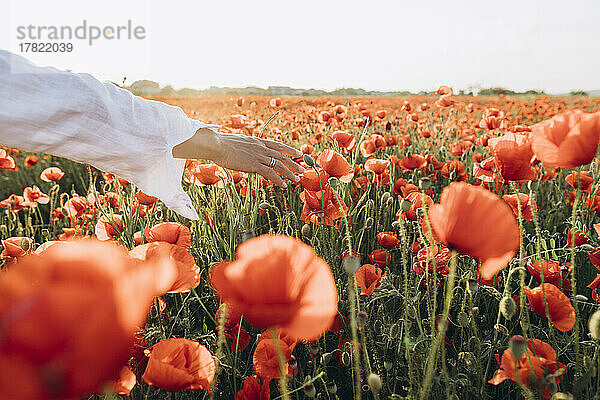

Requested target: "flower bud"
[
  {"left": 343, "top": 255, "right": 360, "bottom": 274},
  {"left": 467, "top": 278, "right": 479, "bottom": 295},
  {"left": 457, "top": 311, "right": 469, "bottom": 327},
  {"left": 328, "top": 177, "right": 339, "bottom": 188},
  {"left": 400, "top": 199, "right": 412, "bottom": 212},
  {"left": 384, "top": 359, "right": 393, "bottom": 371},
  {"left": 301, "top": 224, "right": 312, "bottom": 238},
  {"left": 303, "top": 154, "right": 316, "bottom": 167},
  {"left": 303, "top": 382, "right": 316, "bottom": 398},
  {"left": 20, "top": 237, "right": 31, "bottom": 251},
  {"left": 500, "top": 297, "right": 516, "bottom": 320},
  {"left": 509, "top": 335, "right": 527, "bottom": 361},
  {"left": 589, "top": 310, "right": 600, "bottom": 340},
  {"left": 357, "top": 311, "right": 368, "bottom": 327},
  {"left": 326, "top": 381, "right": 337, "bottom": 394},
  {"left": 367, "top": 373, "right": 382, "bottom": 395}
]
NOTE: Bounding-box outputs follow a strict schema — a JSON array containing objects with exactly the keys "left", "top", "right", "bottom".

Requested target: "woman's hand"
[{"left": 173, "top": 127, "right": 305, "bottom": 188}]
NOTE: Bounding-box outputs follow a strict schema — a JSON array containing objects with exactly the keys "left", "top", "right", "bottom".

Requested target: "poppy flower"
[
  {"left": 301, "top": 144, "right": 315, "bottom": 154},
  {"left": 565, "top": 171, "right": 595, "bottom": 191},
  {"left": 142, "top": 338, "right": 215, "bottom": 392},
  {"left": 566, "top": 227, "right": 588, "bottom": 247},
  {"left": 526, "top": 260, "right": 572, "bottom": 290},
  {"left": 377, "top": 232, "right": 399, "bottom": 249},
  {"left": 360, "top": 137, "right": 377, "bottom": 157},
  {"left": 210, "top": 235, "right": 338, "bottom": 340},
  {"left": 401, "top": 191, "right": 434, "bottom": 221},
  {"left": 479, "top": 108, "right": 505, "bottom": 130},
  {"left": 531, "top": 110, "right": 600, "bottom": 169},
  {"left": 110, "top": 366, "right": 136, "bottom": 396},
  {"left": 427, "top": 182, "right": 520, "bottom": 280},
  {"left": 0, "top": 149, "right": 16, "bottom": 169},
  {"left": 488, "top": 133, "right": 536, "bottom": 181},
  {"left": 368, "top": 249, "right": 391, "bottom": 267},
  {"left": 215, "top": 303, "right": 251, "bottom": 352},
  {"left": 523, "top": 283, "right": 576, "bottom": 332},
  {"left": 143, "top": 222, "right": 192, "bottom": 251},
  {"left": 95, "top": 214, "right": 124, "bottom": 241},
  {"left": 65, "top": 196, "right": 89, "bottom": 219},
  {"left": 489, "top": 337, "right": 566, "bottom": 398},
  {"left": 130, "top": 242, "right": 199, "bottom": 293},
  {"left": 269, "top": 98, "right": 282, "bottom": 107},
  {"left": 40, "top": 166, "right": 65, "bottom": 182},
  {"left": 300, "top": 187, "right": 348, "bottom": 226},
  {"left": 236, "top": 375, "right": 270, "bottom": 400},
  {"left": 356, "top": 264, "right": 385, "bottom": 295},
  {"left": 299, "top": 168, "right": 330, "bottom": 192},
  {"left": 399, "top": 154, "right": 427, "bottom": 171},
  {"left": 0, "top": 237, "right": 31, "bottom": 260},
  {"left": 58, "top": 228, "right": 86, "bottom": 241},
  {"left": 0, "top": 194, "right": 28, "bottom": 212},
  {"left": 0, "top": 240, "right": 175, "bottom": 400},
  {"left": 23, "top": 154, "right": 39, "bottom": 167},
  {"left": 502, "top": 193, "right": 537, "bottom": 221},
  {"left": 364, "top": 158, "right": 390, "bottom": 185},
  {"left": 587, "top": 274, "right": 600, "bottom": 302},
  {"left": 252, "top": 329, "right": 297, "bottom": 382},
  {"left": 331, "top": 130, "right": 356, "bottom": 153},
  {"left": 413, "top": 245, "right": 451, "bottom": 275},
  {"left": 317, "top": 150, "right": 354, "bottom": 183},
  {"left": 134, "top": 190, "right": 158, "bottom": 205},
  {"left": 588, "top": 247, "right": 600, "bottom": 271},
  {"left": 187, "top": 163, "right": 226, "bottom": 187},
  {"left": 22, "top": 185, "right": 49, "bottom": 207}
]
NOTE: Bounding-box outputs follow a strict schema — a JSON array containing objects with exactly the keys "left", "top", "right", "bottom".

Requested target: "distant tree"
[{"left": 569, "top": 90, "right": 588, "bottom": 96}]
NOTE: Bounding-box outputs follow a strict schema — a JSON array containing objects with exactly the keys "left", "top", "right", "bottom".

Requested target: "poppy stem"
[
  {"left": 419, "top": 249, "right": 457, "bottom": 400},
  {"left": 347, "top": 273, "right": 363, "bottom": 400},
  {"left": 209, "top": 303, "right": 228, "bottom": 400},
  {"left": 570, "top": 178, "right": 582, "bottom": 375},
  {"left": 270, "top": 327, "right": 291, "bottom": 400}
]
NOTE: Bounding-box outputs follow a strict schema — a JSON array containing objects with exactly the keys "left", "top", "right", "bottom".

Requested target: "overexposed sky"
[{"left": 3, "top": 0, "right": 600, "bottom": 93}]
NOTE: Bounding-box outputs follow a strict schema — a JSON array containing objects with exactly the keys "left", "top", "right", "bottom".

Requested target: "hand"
[{"left": 173, "top": 127, "right": 305, "bottom": 188}]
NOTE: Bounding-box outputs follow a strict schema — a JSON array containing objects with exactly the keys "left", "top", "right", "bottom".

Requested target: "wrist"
[{"left": 173, "top": 127, "right": 222, "bottom": 161}]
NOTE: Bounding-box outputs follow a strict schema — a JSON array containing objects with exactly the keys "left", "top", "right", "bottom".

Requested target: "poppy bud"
[
  {"left": 303, "top": 382, "right": 316, "bottom": 398},
  {"left": 384, "top": 359, "right": 393, "bottom": 371},
  {"left": 288, "top": 358, "right": 297, "bottom": 370},
  {"left": 301, "top": 224, "right": 312, "bottom": 238},
  {"left": 241, "top": 230, "right": 255, "bottom": 242},
  {"left": 309, "top": 342, "right": 320, "bottom": 356},
  {"left": 508, "top": 335, "right": 527, "bottom": 361},
  {"left": 328, "top": 177, "right": 339, "bottom": 188},
  {"left": 457, "top": 311, "right": 469, "bottom": 327},
  {"left": 321, "top": 352, "right": 332, "bottom": 365},
  {"left": 458, "top": 352, "right": 475, "bottom": 367},
  {"left": 381, "top": 192, "right": 391, "bottom": 203},
  {"left": 391, "top": 220, "right": 401, "bottom": 229},
  {"left": 472, "top": 306, "right": 479, "bottom": 317},
  {"left": 494, "top": 323, "right": 509, "bottom": 336},
  {"left": 326, "top": 381, "right": 337, "bottom": 394},
  {"left": 259, "top": 202, "right": 271, "bottom": 210},
  {"left": 367, "top": 373, "right": 382, "bottom": 395},
  {"left": 365, "top": 217, "right": 374, "bottom": 230},
  {"left": 357, "top": 311, "right": 368, "bottom": 327},
  {"left": 343, "top": 255, "right": 360, "bottom": 274},
  {"left": 386, "top": 197, "right": 394, "bottom": 207},
  {"left": 400, "top": 199, "right": 411, "bottom": 212},
  {"left": 500, "top": 297, "right": 516, "bottom": 319},
  {"left": 20, "top": 237, "right": 31, "bottom": 251},
  {"left": 366, "top": 199, "right": 375, "bottom": 209},
  {"left": 589, "top": 310, "right": 600, "bottom": 340},
  {"left": 303, "top": 154, "right": 316, "bottom": 167},
  {"left": 389, "top": 322, "right": 401, "bottom": 339}
]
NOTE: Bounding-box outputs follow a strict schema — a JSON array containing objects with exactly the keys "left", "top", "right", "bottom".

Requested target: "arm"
[{"left": 0, "top": 50, "right": 303, "bottom": 220}]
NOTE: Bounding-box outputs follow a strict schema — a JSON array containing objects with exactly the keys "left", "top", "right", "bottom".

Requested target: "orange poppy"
[
  {"left": 526, "top": 259, "right": 572, "bottom": 290},
  {"left": 413, "top": 244, "right": 451, "bottom": 275},
  {"left": 252, "top": 329, "right": 297, "bottom": 382},
  {"left": 502, "top": 193, "right": 537, "bottom": 221},
  {"left": 210, "top": 235, "right": 337, "bottom": 340},
  {"left": 40, "top": 166, "right": 65, "bottom": 182},
  {"left": 377, "top": 231, "right": 399, "bottom": 249},
  {"left": 489, "top": 337, "right": 566, "bottom": 398},
  {"left": 356, "top": 264, "right": 385, "bottom": 295},
  {"left": 317, "top": 150, "right": 354, "bottom": 183},
  {"left": 134, "top": 190, "right": 158, "bottom": 205},
  {"left": 66, "top": 196, "right": 89, "bottom": 219},
  {"left": 130, "top": 242, "right": 199, "bottom": 293},
  {"left": 143, "top": 222, "right": 192, "bottom": 251},
  {"left": 0, "top": 240, "right": 174, "bottom": 400},
  {"left": 427, "top": 182, "right": 519, "bottom": 280},
  {"left": 0, "top": 237, "right": 31, "bottom": 260},
  {"left": 565, "top": 171, "right": 595, "bottom": 191},
  {"left": 0, "top": 149, "right": 16, "bottom": 169},
  {"left": 402, "top": 191, "right": 434, "bottom": 221},
  {"left": 215, "top": 303, "right": 251, "bottom": 352},
  {"left": 531, "top": 110, "right": 600, "bottom": 169},
  {"left": 360, "top": 137, "right": 377, "bottom": 157},
  {"left": 23, "top": 185, "right": 49, "bottom": 207},
  {"left": 0, "top": 194, "right": 28, "bottom": 212},
  {"left": 95, "top": 214, "right": 124, "bottom": 241},
  {"left": 488, "top": 133, "right": 536, "bottom": 181},
  {"left": 110, "top": 366, "right": 136, "bottom": 396},
  {"left": 399, "top": 154, "right": 427, "bottom": 171},
  {"left": 299, "top": 168, "right": 330, "bottom": 192},
  {"left": 331, "top": 130, "right": 356, "bottom": 153},
  {"left": 368, "top": 249, "right": 391, "bottom": 267},
  {"left": 524, "top": 283, "right": 576, "bottom": 331},
  {"left": 566, "top": 227, "right": 587, "bottom": 247},
  {"left": 142, "top": 338, "right": 215, "bottom": 392},
  {"left": 236, "top": 375, "right": 270, "bottom": 400}
]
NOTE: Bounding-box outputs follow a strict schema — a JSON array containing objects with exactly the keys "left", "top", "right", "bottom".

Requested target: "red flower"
[
  {"left": 368, "top": 249, "right": 391, "bottom": 267},
  {"left": 40, "top": 167, "right": 64, "bottom": 182},
  {"left": 502, "top": 193, "right": 536, "bottom": 221},
  {"left": 236, "top": 375, "right": 270, "bottom": 400},
  {"left": 524, "top": 283, "right": 576, "bottom": 332},
  {"left": 377, "top": 232, "right": 399, "bottom": 249},
  {"left": 356, "top": 264, "right": 385, "bottom": 295},
  {"left": 317, "top": 150, "right": 354, "bottom": 183},
  {"left": 488, "top": 133, "right": 536, "bottom": 181}
]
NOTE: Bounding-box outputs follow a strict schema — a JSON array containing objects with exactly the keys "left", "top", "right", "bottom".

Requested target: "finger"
[
  {"left": 263, "top": 156, "right": 298, "bottom": 183},
  {"left": 256, "top": 166, "right": 287, "bottom": 188},
  {"left": 266, "top": 149, "right": 305, "bottom": 174},
  {"left": 262, "top": 139, "right": 303, "bottom": 158}
]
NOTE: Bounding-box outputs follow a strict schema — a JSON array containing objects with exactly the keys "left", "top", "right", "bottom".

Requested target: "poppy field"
[{"left": 2, "top": 91, "right": 600, "bottom": 400}]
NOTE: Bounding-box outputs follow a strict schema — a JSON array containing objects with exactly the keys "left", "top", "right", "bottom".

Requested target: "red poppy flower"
[
  {"left": 368, "top": 249, "right": 391, "bottom": 267},
  {"left": 502, "top": 193, "right": 537, "bottom": 221},
  {"left": 331, "top": 130, "right": 356, "bottom": 153},
  {"left": 0, "top": 237, "right": 31, "bottom": 261},
  {"left": 210, "top": 235, "right": 338, "bottom": 340},
  {"left": 0, "top": 240, "right": 174, "bottom": 400},
  {"left": 427, "top": 182, "right": 520, "bottom": 280},
  {"left": 0, "top": 194, "right": 28, "bottom": 212},
  {"left": 488, "top": 133, "right": 536, "bottom": 181},
  {"left": 524, "top": 283, "right": 576, "bottom": 332},
  {"left": 66, "top": 196, "right": 89, "bottom": 219},
  {"left": 489, "top": 337, "right": 566, "bottom": 398},
  {"left": 377, "top": 232, "right": 399, "bottom": 249},
  {"left": 135, "top": 190, "right": 158, "bottom": 205},
  {"left": 299, "top": 168, "right": 330, "bottom": 192},
  {"left": 399, "top": 154, "right": 427, "bottom": 171},
  {"left": 40, "top": 167, "right": 65, "bottom": 182},
  {"left": 356, "top": 264, "right": 385, "bottom": 295},
  {"left": 531, "top": 110, "right": 600, "bottom": 169},
  {"left": 236, "top": 375, "right": 270, "bottom": 400},
  {"left": 401, "top": 191, "right": 434, "bottom": 221},
  {"left": 253, "top": 329, "right": 297, "bottom": 382},
  {"left": 360, "top": 137, "right": 377, "bottom": 157},
  {"left": 526, "top": 260, "right": 572, "bottom": 290},
  {"left": 187, "top": 163, "right": 226, "bottom": 187},
  {"left": 110, "top": 366, "right": 136, "bottom": 396},
  {"left": 95, "top": 214, "right": 124, "bottom": 241},
  {"left": 142, "top": 338, "right": 215, "bottom": 392},
  {"left": 413, "top": 245, "right": 451, "bottom": 275},
  {"left": 565, "top": 171, "right": 595, "bottom": 191},
  {"left": 143, "top": 222, "right": 192, "bottom": 250},
  {"left": 24, "top": 155, "right": 39, "bottom": 167},
  {"left": 22, "top": 185, "right": 49, "bottom": 207},
  {"left": 0, "top": 149, "right": 16, "bottom": 169},
  {"left": 317, "top": 150, "right": 354, "bottom": 183}
]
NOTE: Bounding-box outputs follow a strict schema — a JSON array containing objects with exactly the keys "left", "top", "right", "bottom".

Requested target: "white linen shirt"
[{"left": 0, "top": 49, "right": 216, "bottom": 220}]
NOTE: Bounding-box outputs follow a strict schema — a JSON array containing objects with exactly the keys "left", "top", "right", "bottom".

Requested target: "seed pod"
[
  {"left": 328, "top": 177, "right": 339, "bottom": 188},
  {"left": 457, "top": 311, "right": 469, "bottom": 327},
  {"left": 303, "top": 154, "right": 316, "bottom": 167},
  {"left": 467, "top": 278, "right": 479, "bottom": 295},
  {"left": 303, "top": 382, "right": 316, "bottom": 398},
  {"left": 500, "top": 297, "right": 516, "bottom": 320},
  {"left": 384, "top": 359, "right": 393, "bottom": 371},
  {"left": 343, "top": 255, "right": 360, "bottom": 274},
  {"left": 381, "top": 192, "right": 391, "bottom": 203},
  {"left": 367, "top": 373, "right": 382, "bottom": 395},
  {"left": 20, "top": 237, "right": 31, "bottom": 251},
  {"left": 258, "top": 202, "right": 271, "bottom": 210},
  {"left": 389, "top": 322, "right": 401, "bottom": 339},
  {"left": 321, "top": 352, "right": 332, "bottom": 365},
  {"left": 509, "top": 335, "right": 527, "bottom": 360},
  {"left": 326, "top": 381, "right": 337, "bottom": 394}
]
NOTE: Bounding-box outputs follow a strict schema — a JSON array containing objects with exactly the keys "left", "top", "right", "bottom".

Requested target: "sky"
[{"left": 2, "top": 0, "right": 600, "bottom": 94}]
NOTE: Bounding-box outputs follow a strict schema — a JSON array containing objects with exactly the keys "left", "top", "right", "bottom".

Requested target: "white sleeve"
[{"left": 0, "top": 50, "right": 215, "bottom": 220}]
